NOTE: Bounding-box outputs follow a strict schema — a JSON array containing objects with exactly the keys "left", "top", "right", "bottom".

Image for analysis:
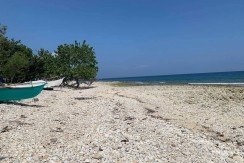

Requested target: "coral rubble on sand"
[{"left": 0, "top": 83, "right": 243, "bottom": 162}]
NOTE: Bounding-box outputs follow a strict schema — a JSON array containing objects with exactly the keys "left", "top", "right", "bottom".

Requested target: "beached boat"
[
  {"left": 14, "top": 80, "right": 46, "bottom": 88},
  {"left": 44, "top": 77, "right": 64, "bottom": 88},
  {"left": 19, "top": 78, "right": 64, "bottom": 88},
  {"left": 0, "top": 83, "right": 46, "bottom": 101}
]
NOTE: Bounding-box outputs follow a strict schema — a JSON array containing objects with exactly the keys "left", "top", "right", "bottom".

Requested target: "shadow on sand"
[
  {"left": 75, "top": 86, "right": 96, "bottom": 90},
  {"left": 0, "top": 157, "right": 8, "bottom": 161},
  {"left": 74, "top": 97, "right": 96, "bottom": 100},
  {"left": 0, "top": 101, "right": 45, "bottom": 108}
]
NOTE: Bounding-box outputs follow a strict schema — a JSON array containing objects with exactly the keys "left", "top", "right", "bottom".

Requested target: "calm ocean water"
[{"left": 101, "top": 71, "right": 244, "bottom": 84}]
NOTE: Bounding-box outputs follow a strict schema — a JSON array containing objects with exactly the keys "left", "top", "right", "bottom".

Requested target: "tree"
[
  {"left": 0, "top": 39, "right": 33, "bottom": 82},
  {"left": 56, "top": 40, "right": 98, "bottom": 80},
  {"left": 37, "top": 49, "right": 58, "bottom": 79},
  {"left": 0, "top": 24, "right": 33, "bottom": 82},
  {"left": 26, "top": 54, "right": 45, "bottom": 81},
  {"left": 3, "top": 52, "right": 28, "bottom": 83},
  {"left": 0, "top": 24, "right": 8, "bottom": 74},
  {"left": 0, "top": 23, "right": 99, "bottom": 84}
]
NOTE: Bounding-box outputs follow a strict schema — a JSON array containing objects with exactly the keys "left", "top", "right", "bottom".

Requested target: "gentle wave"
[
  {"left": 188, "top": 83, "right": 244, "bottom": 86},
  {"left": 132, "top": 81, "right": 166, "bottom": 85}
]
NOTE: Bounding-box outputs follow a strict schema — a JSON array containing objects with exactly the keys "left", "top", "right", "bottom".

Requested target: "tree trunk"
[{"left": 75, "top": 78, "right": 80, "bottom": 88}]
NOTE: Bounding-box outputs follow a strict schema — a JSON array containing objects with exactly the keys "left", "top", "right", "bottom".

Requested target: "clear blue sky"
[{"left": 1, "top": 0, "right": 244, "bottom": 78}]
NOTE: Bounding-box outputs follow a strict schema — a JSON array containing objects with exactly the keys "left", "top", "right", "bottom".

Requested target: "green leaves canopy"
[
  {"left": 4, "top": 52, "right": 28, "bottom": 83},
  {"left": 0, "top": 23, "right": 99, "bottom": 83},
  {"left": 56, "top": 40, "right": 98, "bottom": 79}
]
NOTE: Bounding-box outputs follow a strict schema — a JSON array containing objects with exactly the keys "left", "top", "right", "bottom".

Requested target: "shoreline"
[
  {"left": 0, "top": 82, "right": 244, "bottom": 162},
  {"left": 102, "top": 81, "right": 244, "bottom": 87}
]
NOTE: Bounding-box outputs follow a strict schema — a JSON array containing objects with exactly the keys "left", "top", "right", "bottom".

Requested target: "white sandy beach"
[{"left": 0, "top": 82, "right": 244, "bottom": 162}]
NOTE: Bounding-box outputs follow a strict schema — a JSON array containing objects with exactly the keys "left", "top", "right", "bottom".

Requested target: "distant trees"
[
  {"left": 4, "top": 52, "right": 29, "bottom": 83},
  {"left": 0, "top": 23, "right": 98, "bottom": 84},
  {"left": 0, "top": 25, "right": 33, "bottom": 82},
  {"left": 37, "top": 49, "right": 57, "bottom": 78}
]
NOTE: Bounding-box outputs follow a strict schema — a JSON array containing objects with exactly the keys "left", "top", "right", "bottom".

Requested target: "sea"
[{"left": 101, "top": 71, "right": 244, "bottom": 86}]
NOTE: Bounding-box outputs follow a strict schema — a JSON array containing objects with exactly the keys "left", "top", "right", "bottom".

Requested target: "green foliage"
[
  {"left": 3, "top": 52, "right": 28, "bottom": 82},
  {"left": 0, "top": 23, "right": 99, "bottom": 84},
  {"left": 0, "top": 24, "right": 7, "bottom": 35},
  {"left": 0, "top": 24, "right": 7, "bottom": 46},
  {"left": 26, "top": 54, "right": 44, "bottom": 81},
  {"left": 0, "top": 24, "right": 33, "bottom": 82},
  {"left": 55, "top": 40, "right": 98, "bottom": 79},
  {"left": 37, "top": 49, "right": 58, "bottom": 78}
]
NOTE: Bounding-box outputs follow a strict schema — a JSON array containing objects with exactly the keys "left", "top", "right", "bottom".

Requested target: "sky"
[{"left": 0, "top": 0, "right": 244, "bottom": 78}]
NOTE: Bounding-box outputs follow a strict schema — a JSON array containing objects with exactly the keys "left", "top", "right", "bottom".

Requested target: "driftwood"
[
  {"left": 62, "top": 77, "right": 95, "bottom": 88},
  {"left": 62, "top": 77, "right": 80, "bottom": 88},
  {"left": 79, "top": 78, "right": 95, "bottom": 86}
]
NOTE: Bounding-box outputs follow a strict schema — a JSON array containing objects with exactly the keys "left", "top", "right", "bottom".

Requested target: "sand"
[{"left": 0, "top": 82, "right": 244, "bottom": 162}]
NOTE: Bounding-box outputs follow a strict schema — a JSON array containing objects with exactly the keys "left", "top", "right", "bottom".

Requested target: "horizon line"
[{"left": 100, "top": 70, "right": 244, "bottom": 80}]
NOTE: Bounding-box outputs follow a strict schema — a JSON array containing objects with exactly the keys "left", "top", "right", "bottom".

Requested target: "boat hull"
[
  {"left": 45, "top": 78, "right": 64, "bottom": 88},
  {"left": 26, "top": 78, "right": 64, "bottom": 88},
  {"left": 0, "top": 83, "right": 46, "bottom": 101}
]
